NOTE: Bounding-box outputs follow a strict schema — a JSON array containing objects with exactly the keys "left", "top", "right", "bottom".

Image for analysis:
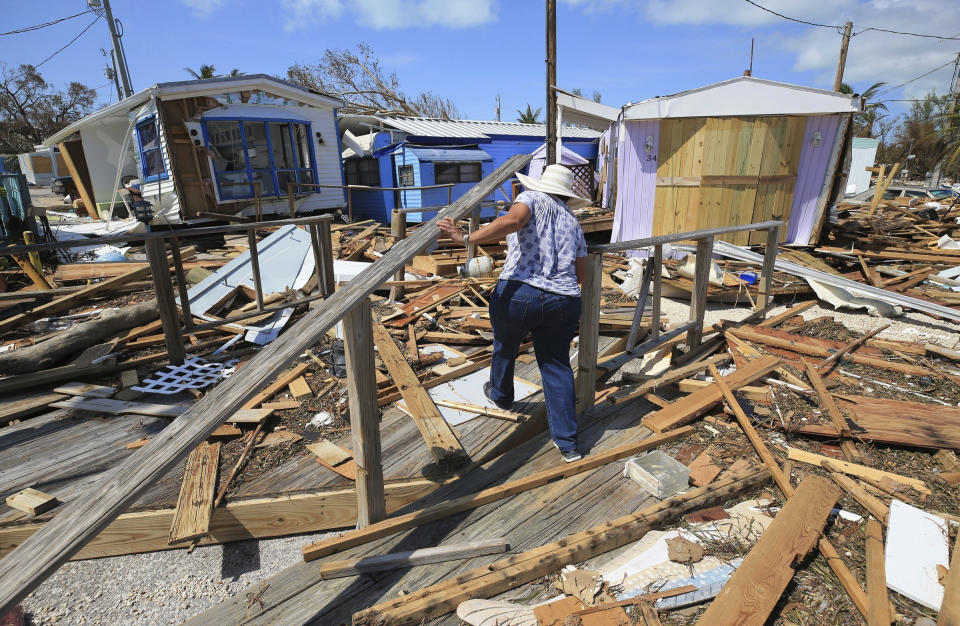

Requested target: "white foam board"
[{"left": 885, "top": 499, "right": 949, "bottom": 610}]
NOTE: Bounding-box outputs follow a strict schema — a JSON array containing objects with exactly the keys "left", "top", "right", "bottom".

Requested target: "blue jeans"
[{"left": 489, "top": 280, "right": 582, "bottom": 452}]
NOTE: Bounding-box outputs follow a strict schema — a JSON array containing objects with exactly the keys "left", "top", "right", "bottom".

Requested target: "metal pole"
[
  {"left": 545, "top": 0, "right": 557, "bottom": 165},
  {"left": 833, "top": 21, "right": 852, "bottom": 92},
  {"left": 101, "top": 0, "right": 134, "bottom": 98}
]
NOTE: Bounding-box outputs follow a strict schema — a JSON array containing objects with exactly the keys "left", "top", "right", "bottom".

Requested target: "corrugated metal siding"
[
  {"left": 848, "top": 137, "right": 879, "bottom": 196},
  {"left": 612, "top": 119, "right": 660, "bottom": 247},
  {"left": 786, "top": 114, "right": 841, "bottom": 243},
  {"left": 373, "top": 116, "right": 600, "bottom": 140},
  {"left": 407, "top": 147, "right": 492, "bottom": 162}
]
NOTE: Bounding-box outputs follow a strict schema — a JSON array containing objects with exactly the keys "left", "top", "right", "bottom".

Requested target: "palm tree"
[
  {"left": 840, "top": 82, "right": 888, "bottom": 137},
  {"left": 184, "top": 65, "right": 217, "bottom": 80},
  {"left": 228, "top": 68, "right": 243, "bottom": 77},
  {"left": 516, "top": 104, "right": 542, "bottom": 124}
]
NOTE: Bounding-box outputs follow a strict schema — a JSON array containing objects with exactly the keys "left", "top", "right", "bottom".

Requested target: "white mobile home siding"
[
  {"left": 132, "top": 100, "right": 180, "bottom": 223},
  {"left": 848, "top": 138, "right": 880, "bottom": 196}
]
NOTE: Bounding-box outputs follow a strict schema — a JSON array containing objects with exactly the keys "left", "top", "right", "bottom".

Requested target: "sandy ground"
[{"left": 16, "top": 294, "right": 960, "bottom": 624}]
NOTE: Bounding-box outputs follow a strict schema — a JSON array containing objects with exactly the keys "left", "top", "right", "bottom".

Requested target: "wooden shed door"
[{"left": 654, "top": 116, "right": 805, "bottom": 245}]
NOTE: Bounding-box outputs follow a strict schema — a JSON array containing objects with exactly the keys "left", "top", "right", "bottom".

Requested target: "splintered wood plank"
[
  {"left": 318, "top": 538, "right": 510, "bottom": 580},
  {"left": 643, "top": 356, "right": 780, "bottom": 433},
  {"left": 225, "top": 408, "right": 273, "bottom": 425},
  {"left": 787, "top": 447, "right": 929, "bottom": 493},
  {"left": 51, "top": 396, "right": 186, "bottom": 418},
  {"left": 0, "top": 392, "right": 66, "bottom": 424},
  {"left": 240, "top": 362, "right": 311, "bottom": 409},
  {"left": 802, "top": 360, "right": 861, "bottom": 463},
  {"left": 939, "top": 527, "right": 960, "bottom": 625},
  {"left": 169, "top": 442, "right": 220, "bottom": 544},
  {"left": 306, "top": 439, "right": 352, "bottom": 466},
  {"left": 371, "top": 323, "right": 467, "bottom": 465},
  {"left": 534, "top": 596, "right": 586, "bottom": 626},
  {"left": 260, "top": 400, "right": 301, "bottom": 410},
  {"left": 287, "top": 376, "right": 313, "bottom": 401},
  {"left": 53, "top": 382, "right": 116, "bottom": 399},
  {"left": 697, "top": 476, "right": 840, "bottom": 625},
  {"left": 865, "top": 519, "right": 889, "bottom": 626},
  {"left": 5, "top": 489, "right": 58, "bottom": 516}
]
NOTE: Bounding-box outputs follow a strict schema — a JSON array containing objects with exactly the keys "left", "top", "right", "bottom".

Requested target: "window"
[
  {"left": 345, "top": 158, "right": 381, "bottom": 186},
  {"left": 398, "top": 165, "right": 415, "bottom": 187},
  {"left": 435, "top": 162, "right": 481, "bottom": 185},
  {"left": 135, "top": 116, "right": 166, "bottom": 182},
  {"left": 203, "top": 118, "right": 318, "bottom": 200}
]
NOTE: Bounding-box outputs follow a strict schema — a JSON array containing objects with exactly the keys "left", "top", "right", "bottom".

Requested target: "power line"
[
  {"left": 875, "top": 58, "right": 957, "bottom": 96},
  {"left": 7, "top": 15, "right": 102, "bottom": 81},
  {"left": 0, "top": 10, "right": 92, "bottom": 36},
  {"left": 743, "top": 0, "right": 960, "bottom": 40}
]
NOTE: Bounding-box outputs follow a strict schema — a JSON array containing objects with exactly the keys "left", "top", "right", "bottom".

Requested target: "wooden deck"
[{"left": 190, "top": 389, "right": 667, "bottom": 624}]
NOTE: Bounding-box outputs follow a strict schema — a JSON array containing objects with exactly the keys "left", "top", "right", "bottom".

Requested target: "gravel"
[{"left": 16, "top": 295, "right": 960, "bottom": 623}]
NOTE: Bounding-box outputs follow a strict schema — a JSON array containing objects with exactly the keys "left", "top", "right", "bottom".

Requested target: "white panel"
[{"left": 885, "top": 499, "right": 949, "bottom": 610}]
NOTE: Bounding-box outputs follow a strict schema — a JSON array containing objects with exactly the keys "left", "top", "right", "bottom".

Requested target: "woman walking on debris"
[{"left": 438, "top": 164, "right": 590, "bottom": 463}]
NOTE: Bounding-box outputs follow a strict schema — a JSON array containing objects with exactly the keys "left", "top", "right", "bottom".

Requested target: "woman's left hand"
[{"left": 437, "top": 218, "right": 465, "bottom": 244}]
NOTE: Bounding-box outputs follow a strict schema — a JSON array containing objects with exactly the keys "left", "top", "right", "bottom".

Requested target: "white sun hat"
[{"left": 515, "top": 164, "right": 592, "bottom": 209}]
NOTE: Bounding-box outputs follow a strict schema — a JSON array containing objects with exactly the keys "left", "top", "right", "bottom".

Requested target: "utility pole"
[
  {"left": 744, "top": 38, "right": 754, "bottom": 76},
  {"left": 930, "top": 51, "right": 960, "bottom": 186},
  {"left": 833, "top": 21, "right": 853, "bottom": 92},
  {"left": 545, "top": 0, "right": 557, "bottom": 165},
  {"left": 495, "top": 94, "right": 501, "bottom": 122},
  {"left": 101, "top": 48, "right": 122, "bottom": 101},
  {"left": 99, "top": 0, "right": 134, "bottom": 98}
]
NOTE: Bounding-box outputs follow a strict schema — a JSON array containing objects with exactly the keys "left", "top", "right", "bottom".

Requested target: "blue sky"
[{"left": 2, "top": 0, "right": 959, "bottom": 123}]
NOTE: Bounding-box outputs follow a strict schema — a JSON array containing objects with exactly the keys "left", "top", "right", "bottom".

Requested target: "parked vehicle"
[{"left": 847, "top": 185, "right": 957, "bottom": 203}]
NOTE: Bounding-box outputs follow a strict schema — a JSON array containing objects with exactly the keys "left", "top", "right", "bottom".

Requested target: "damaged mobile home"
[{"left": 39, "top": 74, "right": 346, "bottom": 224}]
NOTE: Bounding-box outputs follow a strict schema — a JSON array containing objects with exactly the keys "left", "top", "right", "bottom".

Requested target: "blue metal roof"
[{"left": 407, "top": 146, "right": 492, "bottom": 162}]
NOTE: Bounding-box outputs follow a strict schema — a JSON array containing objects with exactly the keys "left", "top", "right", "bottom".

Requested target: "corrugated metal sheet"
[
  {"left": 407, "top": 147, "right": 492, "bottom": 162},
  {"left": 848, "top": 138, "right": 879, "bottom": 195},
  {"left": 372, "top": 116, "right": 600, "bottom": 140}
]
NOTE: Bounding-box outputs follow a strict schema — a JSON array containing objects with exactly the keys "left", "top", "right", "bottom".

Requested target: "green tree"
[
  {"left": 0, "top": 64, "right": 95, "bottom": 154},
  {"left": 839, "top": 81, "right": 888, "bottom": 138},
  {"left": 516, "top": 104, "right": 542, "bottom": 124},
  {"left": 184, "top": 65, "right": 217, "bottom": 79}
]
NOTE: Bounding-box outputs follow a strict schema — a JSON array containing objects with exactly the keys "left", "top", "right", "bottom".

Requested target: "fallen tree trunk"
[{"left": 0, "top": 300, "right": 157, "bottom": 375}]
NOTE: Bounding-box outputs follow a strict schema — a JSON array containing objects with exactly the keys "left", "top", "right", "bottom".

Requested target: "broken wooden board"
[
  {"left": 371, "top": 323, "right": 467, "bottom": 465},
  {"left": 169, "top": 442, "right": 220, "bottom": 544},
  {"left": 241, "top": 362, "right": 311, "bottom": 409},
  {"left": 533, "top": 596, "right": 585, "bottom": 626},
  {"left": 886, "top": 500, "right": 949, "bottom": 611},
  {"left": 287, "top": 376, "right": 313, "bottom": 401},
  {"left": 52, "top": 382, "right": 116, "bottom": 399},
  {"left": 0, "top": 392, "right": 66, "bottom": 425},
  {"left": 643, "top": 356, "right": 780, "bottom": 433},
  {"left": 787, "top": 447, "right": 929, "bottom": 493},
  {"left": 5, "top": 489, "right": 58, "bottom": 516},
  {"left": 351, "top": 469, "right": 771, "bottom": 625},
  {"left": 225, "top": 408, "right": 273, "bottom": 425},
  {"left": 306, "top": 439, "right": 352, "bottom": 466},
  {"left": 50, "top": 396, "right": 186, "bottom": 418},
  {"left": 697, "top": 476, "right": 840, "bottom": 625},
  {"left": 318, "top": 538, "right": 510, "bottom": 580},
  {"left": 302, "top": 427, "right": 695, "bottom": 562},
  {"left": 385, "top": 285, "right": 465, "bottom": 327},
  {"left": 260, "top": 400, "right": 301, "bottom": 410},
  {"left": 784, "top": 395, "right": 960, "bottom": 451}
]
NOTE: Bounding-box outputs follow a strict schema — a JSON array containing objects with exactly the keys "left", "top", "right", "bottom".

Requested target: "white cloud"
[
  {"left": 632, "top": 0, "right": 960, "bottom": 100},
  {"left": 280, "top": 0, "right": 497, "bottom": 31},
  {"left": 179, "top": 0, "right": 226, "bottom": 16}
]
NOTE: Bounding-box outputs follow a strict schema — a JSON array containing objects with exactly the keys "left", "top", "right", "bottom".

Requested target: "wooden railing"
[
  {"left": 286, "top": 182, "right": 456, "bottom": 222},
  {"left": 575, "top": 220, "right": 782, "bottom": 413},
  {"left": 0, "top": 153, "right": 534, "bottom": 614}
]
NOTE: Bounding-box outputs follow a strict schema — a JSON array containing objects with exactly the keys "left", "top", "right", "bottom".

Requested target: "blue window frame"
[
  {"left": 201, "top": 117, "right": 319, "bottom": 201},
  {"left": 135, "top": 116, "right": 167, "bottom": 183}
]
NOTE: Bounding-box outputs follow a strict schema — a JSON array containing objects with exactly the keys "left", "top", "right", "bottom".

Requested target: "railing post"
[
  {"left": 757, "top": 225, "right": 780, "bottom": 311},
  {"left": 576, "top": 252, "right": 602, "bottom": 414},
  {"left": 625, "top": 254, "right": 653, "bottom": 352},
  {"left": 686, "top": 235, "right": 715, "bottom": 349},
  {"left": 347, "top": 187, "right": 353, "bottom": 223},
  {"left": 651, "top": 244, "right": 663, "bottom": 341},
  {"left": 170, "top": 237, "right": 193, "bottom": 332},
  {"left": 389, "top": 209, "right": 407, "bottom": 301},
  {"left": 287, "top": 183, "right": 296, "bottom": 218},
  {"left": 247, "top": 227, "right": 265, "bottom": 311},
  {"left": 145, "top": 237, "right": 186, "bottom": 366},
  {"left": 466, "top": 210, "right": 480, "bottom": 261},
  {"left": 342, "top": 298, "right": 386, "bottom": 527},
  {"left": 312, "top": 219, "right": 336, "bottom": 297}
]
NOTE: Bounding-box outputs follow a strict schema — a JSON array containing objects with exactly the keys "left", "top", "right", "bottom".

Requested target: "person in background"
[{"left": 438, "top": 164, "right": 591, "bottom": 462}]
